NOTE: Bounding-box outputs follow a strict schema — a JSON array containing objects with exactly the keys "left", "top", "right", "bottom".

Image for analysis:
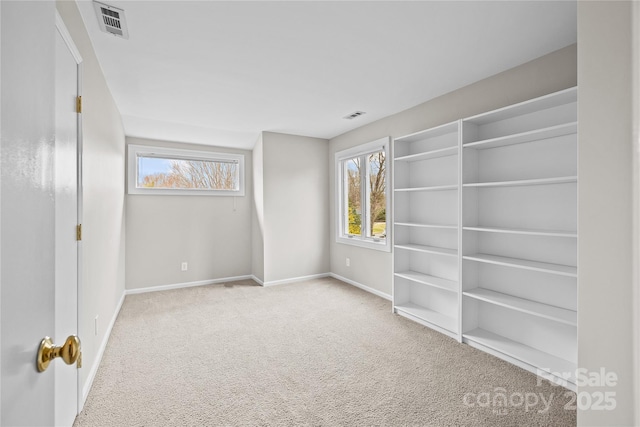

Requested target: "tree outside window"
[
  {"left": 127, "top": 145, "right": 245, "bottom": 196},
  {"left": 138, "top": 157, "right": 239, "bottom": 191},
  {"left": 336, "top": 137, "right": 390, "bottom": 252}
]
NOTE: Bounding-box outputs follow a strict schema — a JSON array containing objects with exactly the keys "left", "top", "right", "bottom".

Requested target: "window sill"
[
  {"left": 127, "top": 188, "right": 245, "bottom": 196},
  {"left": 336, "top": 236, "right": 391, "bottom": 252}
]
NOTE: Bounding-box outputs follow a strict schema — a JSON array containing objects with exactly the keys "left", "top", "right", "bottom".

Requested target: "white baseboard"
[
  {"left": 251, "top": 275, "right": 264, "bottom": 286},
  {"left": 329, "top": 273, "right": 392, "bottom": 301},
  {"left": 125, "top": 275, "right": 254, "bottom": 295},
  {"left": 81, "top": 290, "right": 125, "bottom": 406},
  {"left": 261, "top": 273, "right": 330, "bottom": 287}
]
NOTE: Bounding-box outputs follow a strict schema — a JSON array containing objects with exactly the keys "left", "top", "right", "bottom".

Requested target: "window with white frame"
[
  {"left": 128, "top": 145, "right": 245, "bottom": 196},
  {"left": 335, "top": 137, "right": 390, "bottom": 251}
]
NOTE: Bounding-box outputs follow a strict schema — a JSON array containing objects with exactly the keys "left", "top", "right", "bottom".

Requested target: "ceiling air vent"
[
  {"left": 343, "top": 111, "right": 366, "bottom": 120},
  {"left": 93, "top": 1, "right": 129, "bottom": 39}
]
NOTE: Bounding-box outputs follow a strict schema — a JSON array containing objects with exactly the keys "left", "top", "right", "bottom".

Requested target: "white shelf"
[
  {"left": 463, "top": 289, "right": 576, "bottom": 326},
  {"left": 395, "top": 184, "right": 458, "bottom": 192},
  {"left": 463, "top": 226, "right": 577, "bottom": 238},
  {"left": 395, "top": 271, "right": 458, "bottom": 293},
  {"left": 463, "top": 176, "right": 577, "bottom": 188},
  {"left": 395, "top": 302, "right": 457, "bottom": 333},
  {"left": 395, "top": 146, "right": 457, "bottom": 162},
  {"left": 464, "top": 328, "right": 576, "bottom": 384},
  {"left": 463, "top": 254, "right": 577, "bottom": 277},
  {"left": 396, "top": 121, "right": 459, "bottom": 143},
  {"left": 396, "top": 222, "right": 457, "bottom": 230},
  {"left": 463, "top": 122, "right": 577, "bottom": 150},
  {"left": 395, "top": 243, "right": 457, "bottom": 257},
  {"left": 464, "top": 87, "right": 577, "bottom": 125}
]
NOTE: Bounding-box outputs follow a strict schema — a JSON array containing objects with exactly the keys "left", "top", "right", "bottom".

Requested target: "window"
[
  {"left": 336, "top": 137, "right": 390, "bottom": 251},
  {"left": 127, "top": 145, "right": 245, "bottom": 196}
]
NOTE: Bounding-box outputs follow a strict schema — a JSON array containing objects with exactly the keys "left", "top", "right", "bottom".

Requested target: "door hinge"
[
  {"left": 76, "top": 224, "right": 82, "bottom": 241},
  {"left": 76, "top": 96, "right": 82, "bottom": 114}
]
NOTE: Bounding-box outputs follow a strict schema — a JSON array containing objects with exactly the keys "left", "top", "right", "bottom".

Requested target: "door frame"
[{"left": 55, "top": 10, "right": 84, "bottom": 416}]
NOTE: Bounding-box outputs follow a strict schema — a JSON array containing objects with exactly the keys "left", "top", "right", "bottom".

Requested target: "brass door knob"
[{"left": 37, "top": 335, "right": 81, "bottom": 372}]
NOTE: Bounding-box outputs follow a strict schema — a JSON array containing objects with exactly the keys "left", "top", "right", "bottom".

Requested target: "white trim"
[
  {"left": 329, "top": 273, "right": 392, "bottom": 301},
  {"left": 56, "top": 11, "right": 85, "bottom": 417},
  {"left": 127, "top": 144, "right": 245, "bottom": 196},
  {"left": 81, "top": 291, "right": 125, "bottom": 406},
  {"left": 262, "top": 273, "right": 330, "bottom": 287},
  {"left": 125, "top": 275, "right": 255, "bottom": 295},
  {"left": 633, "top": 2, "right": 640, "bottom": 424},
  {"left": 55, "top": 11, "right": 83, "bottom": 64},
  {"left": 251, "top": 275, "right": 265, "bottom": 286},
  {"left": 336, "top": 235, "right": 390, "bottom": 252},
  {"left": 335, "top": 137, "right": 387, "bottom": 160}
]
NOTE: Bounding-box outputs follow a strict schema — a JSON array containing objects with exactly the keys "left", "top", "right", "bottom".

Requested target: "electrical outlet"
[
  {"left": 94, "top": 316, "right": 99, "bottom": 336},
  {"left": 181, "top": 262, "right": 188, "bottom": 271},
  {"left": 346, "top": 258, "right": 350, "bottom": 267}
]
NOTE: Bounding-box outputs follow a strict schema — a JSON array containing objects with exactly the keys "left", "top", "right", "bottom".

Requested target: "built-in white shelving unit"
[
  {"left": 392, "top": 87, "right": 578, "bottom": 389},
  {"left": 460, "top": 87, "right": 577, "bottom": 388},
  {"left": 393, "top": 121, "right": 460, "bottom": 339}
]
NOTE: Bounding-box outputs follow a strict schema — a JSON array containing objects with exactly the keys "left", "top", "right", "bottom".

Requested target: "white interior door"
[
  {"left": 54, "top": 13, "right": 82, "bottom": 427},
  {"left": 1, "top": 2, "right": 62, "bottom": 425}
]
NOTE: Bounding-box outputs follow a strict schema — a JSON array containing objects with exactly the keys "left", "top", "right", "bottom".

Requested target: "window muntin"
[
  {"left": 128, "top": 145, "right": 245, "bottom": 196},
  {"left": 336, "top": 137, "right": 390, "bottom": 251}
]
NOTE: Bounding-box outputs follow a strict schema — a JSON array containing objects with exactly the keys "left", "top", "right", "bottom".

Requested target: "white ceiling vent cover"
[
  {"left": 93, "top": 1, "right": 129, "bottom": 39},
  {"left": 343, "top": 111, "right": 366, "bottom": 120}
]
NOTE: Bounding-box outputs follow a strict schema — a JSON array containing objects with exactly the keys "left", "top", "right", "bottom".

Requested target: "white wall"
[
  {"left": 252, "top": 134, "right": 265, "bottom": 282},
  {"left": 577, "top": 2, "right": 635, "bottom": 424},
  {"left": 260, "top": 132, "right": 330, "bottom": 284},
  {"left": 634, "top": 4, "right": 640, "bottom": 425},
  {"left": 329, "top": 45, "right": 577, "bottom": 296},
  {"left": 0, "top": 2, "right": 3, "bottom": 422},
  {"left": 1, "top": 2, "right": 56, "bottom": 425},
  {"left": 125, "top": 137, "right": 252, "bottom": 290},
  {"left": 56, "top": 0, "right": 127, "bottom": 401}
]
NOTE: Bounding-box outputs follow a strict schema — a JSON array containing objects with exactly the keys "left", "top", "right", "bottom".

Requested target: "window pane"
[
  {"left": 345, "top": 157, "right": 362, "bottom": 235},
  {"left": 137, "top": 156, "right": 239, "bottom": 190},
  {"left": 367, "top": 151, "right": 386, "bottom": 239}
]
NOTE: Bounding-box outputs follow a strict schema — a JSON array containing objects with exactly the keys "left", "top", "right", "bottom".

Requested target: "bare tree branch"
[{"left": 142, "top": 159, "right": 238, "bottom": 190}]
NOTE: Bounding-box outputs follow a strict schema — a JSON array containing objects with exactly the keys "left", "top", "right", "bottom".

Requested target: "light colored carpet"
[{"left": 74, "top": 277, "right": 576, "bottom": 426}]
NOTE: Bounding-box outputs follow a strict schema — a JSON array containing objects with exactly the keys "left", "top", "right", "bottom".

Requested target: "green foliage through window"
[{"left": 340, "top": 148, "right": 386, "bottom": 241}]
